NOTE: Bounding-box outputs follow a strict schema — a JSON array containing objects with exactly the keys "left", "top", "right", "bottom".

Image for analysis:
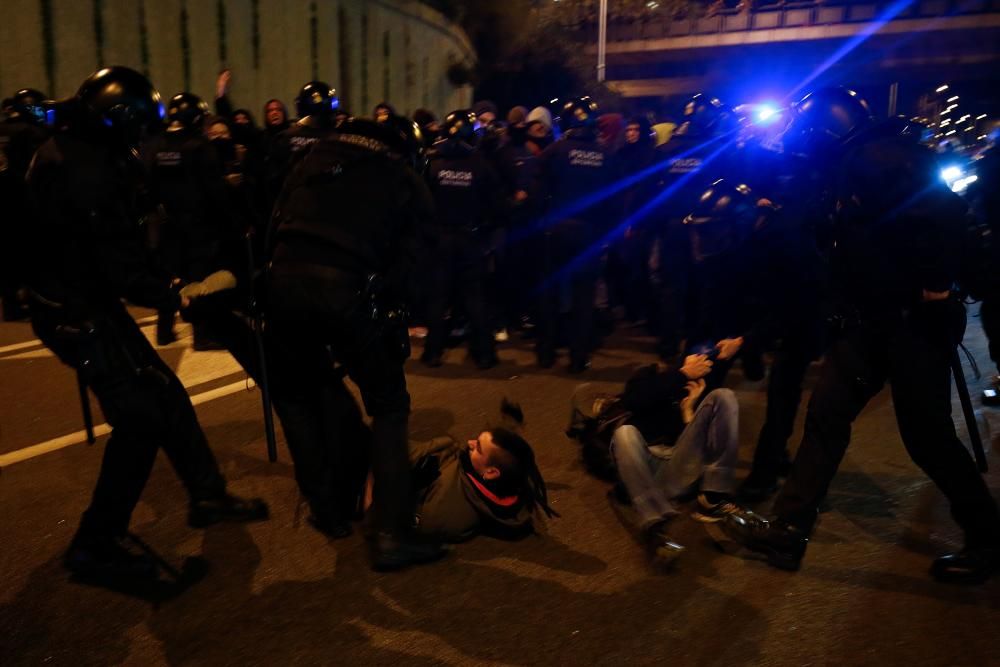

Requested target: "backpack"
[{"left": 565, "top": 383, "right": 633, "bottom": 481}]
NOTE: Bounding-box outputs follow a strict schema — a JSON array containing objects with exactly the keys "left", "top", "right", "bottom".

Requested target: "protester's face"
[
  {"left": 375, "top": 107, "right": 391, "bottom": 123},
  {"left": 234, "top": 112, "right": 251, "bottom": 126},
  {"left": 626, "top": 123, "right": 641, "bottom": 144},
  {"left": 527, "top": 122, "right": 548, "bottom": 140},
  {"left": 206, "top": 122, "right": 231, "bottom": 141},
  {"left": 265, "top": 102, "right": 285, "bottom": 126},
  {"left": 478, "top": 111, "right": 496, "bottom": 126},
  {"left": 468, "top": 431, "right": 501, "bottom": 480}
]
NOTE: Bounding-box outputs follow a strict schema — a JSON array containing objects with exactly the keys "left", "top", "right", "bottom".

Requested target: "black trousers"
[
  {"left": 774, "top": 300, "right": 1000, "bottom": 547},
  {"left": 653, "top": 219, "right": 692, "bottom": 357},
  {"left": 536, "top": 220, "right": 599, "bottom": 365},
  {"left": 33, "top": 302, "right": 227, "bottom": 538},
  {"left": 268, "top": 270, "right": 410, "bottom": 534},
  {"left": 423, "top": 230, "right": 494, "bottom": 362},
  {"left": 750, "top": 318, "right": 825, "bottom": 482}
]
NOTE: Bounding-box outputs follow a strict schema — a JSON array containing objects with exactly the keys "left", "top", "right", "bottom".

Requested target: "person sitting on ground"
[
  {"left": 410, "top": 400, "right": 559, "bottom": 543},
  {"left": 608, "top": 343, "right": 742, "bottom": 568}
]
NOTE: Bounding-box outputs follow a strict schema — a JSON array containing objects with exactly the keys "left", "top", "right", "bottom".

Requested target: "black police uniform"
[
  {"left": 650, "top": 126, "right": 738, "bottom": 357},
  {"left": 772, "top": 126, "right": 1000, "bottom": 551},
  {"left": 533, "top": 126, "right": 612, "bottom": 370},
  {"left": 422, "top": 138, "right": 505, "bottom": 367},
  {"left": 265, "top": 119, "right": 336, "bottom": 206},
  {"left": 25, "top": 130, "right": 258, "bottom": 547},
  {"left": 144, "top": 128, "right": 239, "bottom": 346},
  {"left": 968, "top": 147, "right": 1000, "bottom": 376},
  {"left": 266, "top": 122, "right": 442, "bottom": 566},
  {"left": 0, "top": 114, "right": 48, "bottom": 319}
]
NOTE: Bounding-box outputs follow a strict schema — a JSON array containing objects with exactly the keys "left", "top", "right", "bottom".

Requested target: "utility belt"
[{"left": 25, "top": 289, "right": 169, "bottom": 385}]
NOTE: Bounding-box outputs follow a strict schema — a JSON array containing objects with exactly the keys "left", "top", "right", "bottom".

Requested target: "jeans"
[{"left": 610, "top": 389, "right": 739, "bottom": 530}]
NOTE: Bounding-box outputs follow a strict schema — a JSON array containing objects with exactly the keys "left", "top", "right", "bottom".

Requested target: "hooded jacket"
[{"left": 410, "top": 436, "right": 537, "bottom": 543}]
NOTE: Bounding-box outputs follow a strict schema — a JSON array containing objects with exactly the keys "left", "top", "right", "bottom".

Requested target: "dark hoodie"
[{"left": 410, "top": 437, "right": 537, "bottom": 542}]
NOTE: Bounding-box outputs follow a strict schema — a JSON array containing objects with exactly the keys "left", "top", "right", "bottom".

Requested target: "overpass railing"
[{"left": 602, "top": 0, "right": 1000, "bottom": 40}]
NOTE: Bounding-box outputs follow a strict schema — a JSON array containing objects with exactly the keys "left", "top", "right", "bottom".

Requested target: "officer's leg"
[
  {"left": 569, "top": 257, "right": 599, "bottom": 369},
  {"left": 457, "top": 233, "right": 495, "bottom": 366},
  {"left": 422, "top": 235, "right": 454, "bottom": 364},
  {"left": 773, "top": 331, "right": 886, "bottom": 533},
  {"left": 535, "top": 231, "right": 557, "bottom": 366},
  {"left": 746, "top": 340, "right": 814, "bottom": 488},
  {"left": 889, "top": 304, "right": 1000, "bottom": 548}
]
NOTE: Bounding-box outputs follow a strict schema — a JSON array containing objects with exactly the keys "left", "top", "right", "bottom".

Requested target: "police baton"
[
  {"left": 952, "top": 348, "right": 988, "bottom": 473},
  {"left": 76, "top": 370, "right": 96, "bottom": 444},
  {"left": 245, "top": 229, "right": 278, "bottom": 463}
]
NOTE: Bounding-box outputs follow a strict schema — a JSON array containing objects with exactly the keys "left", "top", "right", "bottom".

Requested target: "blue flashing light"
[{"left": 756, "top": 105, "right": 778, "bottom": 123}]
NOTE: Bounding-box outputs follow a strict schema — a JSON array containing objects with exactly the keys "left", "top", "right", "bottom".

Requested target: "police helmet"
[
  {"left": 9, "top": 88, "right": 48, "bottom": 124},
  {"left": 295, "top": 81, "right": 339, "bottom": 119},
  {"left": 560, "top": 96, "right": 599, "bottom": 133},
  {"left": 679, "top": 94, "right": 732, "bottom": 136},
  {"left": 684, "top": 179, "right": 757, "bottom": 262},
  {"left": 781, "top": 87, "right": 873, "bottom": 158},
  {"left": 76, "top": 67, "right": 165, "bottom": 145},
  {"left": 337, "top": 115, "right": 427, "bottom": 173},
  {"left": 442, "top": 109, "right": 478, "bottom": 144},
  {"left": 166, "top": 92, "right": 209, "bottom": 132}
]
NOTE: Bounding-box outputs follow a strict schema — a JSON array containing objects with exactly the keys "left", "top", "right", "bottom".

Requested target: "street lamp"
[{"left": 597, "top": 0, "right": 608, "bottom": 83}]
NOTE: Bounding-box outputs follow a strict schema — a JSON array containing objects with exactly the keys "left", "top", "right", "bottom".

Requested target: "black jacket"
[
  {"left": 426, "top": 141, "right": 505, "bottom": 231},
  {"left": 269, "top": 132, "right": 435, "bottom": 301},
  {"left": 25, "top": 133, "right": 177, "bottom": 317},
  {"left": 534, "top": 128, "right": 612, "bottom": 229}
]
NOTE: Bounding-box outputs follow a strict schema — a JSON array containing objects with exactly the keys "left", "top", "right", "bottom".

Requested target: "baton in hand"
[
  {"left": 952, "top": 348, "right": 988, "bottom": 473},
  {"left": 246, "top": 230, "right": 278, "bottom": 463}
]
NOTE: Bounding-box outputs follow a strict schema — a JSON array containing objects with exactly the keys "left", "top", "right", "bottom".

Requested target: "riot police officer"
[
  {"left": 23, "top": 67, "right": 268, "bottom": 585},
  {"left": 421, "top": 109, "right": 505, "bottom": 369},
  {"left": 651, "top": 94, "right": 740, "bottom": 359},
  {"left": 145, "top": 92, "right": 239, "bottom": 348},
  {"left": 0, "top": 88, "right": 49, "bottom": 320},
  {"left": 721, "top": 87, "right": 1000, "bottom": 584},
  {"left": 265, "top": 81, "right": 340, "bottom": 205},
  {"left": 266, "top": 115, "right": 447, "bottom": 570},
  {"left": 533, "top": 96, "right": 612, "bottom": 373}
]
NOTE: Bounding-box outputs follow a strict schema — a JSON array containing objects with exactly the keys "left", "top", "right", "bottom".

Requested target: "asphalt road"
[{"left": 1, "top": 308, "right": 999, "bottom": 666}]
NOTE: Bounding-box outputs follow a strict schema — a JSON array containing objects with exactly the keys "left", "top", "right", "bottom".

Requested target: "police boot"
[
  {"left": 188, "top": 493, "right": 270, "bottom": 528},
  {"left": 718, "top": 506, "right": 808, "bottom": 571},
  {"left": 371, "top": 532, "right": 450, "bottom": 572},
  {"left": 931, "top": 546, "right": 1000, "bottom": 584},
  {"left": 65, "top": 532, "right": 160, "bottom": 582}
]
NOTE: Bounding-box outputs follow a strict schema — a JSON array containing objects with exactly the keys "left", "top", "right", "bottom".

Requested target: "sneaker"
[
  {"left": 188, "top": 494, "right": 270, "bottom": 528},
  {"left": 691, "top": 493, "right": 742, "bottom": 523},
  {"left": 930, "top": 546, "right": 1000, "bottom": 584},
  {"left": 644, "top": 518, "right": 685, "bottom": 570},
  {"left": 494, "top": 328, "right": 509, "bottom": 342},
  {"left": 719, "top": 507, "right": 808, "bottom": 571}
]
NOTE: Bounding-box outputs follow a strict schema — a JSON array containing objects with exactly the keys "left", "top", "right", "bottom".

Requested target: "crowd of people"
[{"left": 2, "top": 62, "right": 1000, "bottom": 597}]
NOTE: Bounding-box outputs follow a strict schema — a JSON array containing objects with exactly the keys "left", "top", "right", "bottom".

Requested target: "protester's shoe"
[
  {"left": 720, "top": 507, "right": 808, "bottom": 571},
  {"left": 371, "top": 532, "right": 450, "bottom": 572},
  {"left": 65, "top": 533, "right": 161, "bottom": 581},
  {"left": 930, "top": 547, "right": 1000, "bottom": 584},
  {"left": 568, "top": 358, "right": 591, "bottom": 374},
  {"left": 691, "top": 493, "right": 743, "bottom": 523},
  {"left": 308, "top": 514, "right": 352, "bottom": 540},
  {"left": 188, "top": 494, "right": 270, "bottom": 528},
  {"left": 420, "top": 352, "right": 443, "bottom": 368},
  {"left": 983, "top": 376, "right": 1000, "bottom": 406},
  {"left": 644, "top": 518, "right": 685, "bottom": 570},
  {"left": 739, "top": 473, "right": 780, "bottom": 503}
]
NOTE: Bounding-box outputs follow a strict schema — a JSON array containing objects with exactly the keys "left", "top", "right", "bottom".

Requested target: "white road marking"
[{"left": 0, "top": 379, "right": 256, "bottom": 469}]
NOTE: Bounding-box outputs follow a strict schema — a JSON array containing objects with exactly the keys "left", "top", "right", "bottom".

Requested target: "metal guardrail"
[{"left": 604, "top": 0, "right": 1000, "bottom": 40}]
